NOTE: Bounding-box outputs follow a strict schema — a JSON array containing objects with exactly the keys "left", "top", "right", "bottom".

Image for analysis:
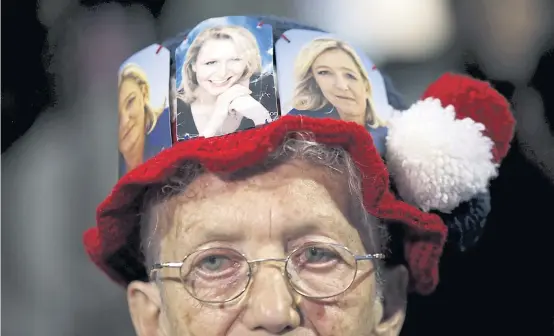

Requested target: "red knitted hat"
[{"left": 84, "top": 16, "right": 515, "bottom": 295}]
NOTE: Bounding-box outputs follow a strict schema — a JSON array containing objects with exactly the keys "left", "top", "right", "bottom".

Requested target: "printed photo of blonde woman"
[
  {"left": 118, "top": 65, "right": 164, "bottom": 171},
  {"left": 117, "top": 45, "right": 171, "bottom": 175},
  {"left": 275, "top": 30, "right": 391, "bottom": 154},
  {"left": 175, "top": 17, "right": 278, "bottom": 140},
  {"left": 290, "top": 38, "right": 385, "bottom": 128}
]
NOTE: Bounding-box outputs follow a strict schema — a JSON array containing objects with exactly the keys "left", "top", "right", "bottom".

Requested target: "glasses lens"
[
  {"left": 181, "top": 247, "right": 250, "bottom": 303},
  {"left": 287, "top": 243, "right": 357, "bottom": 298}
]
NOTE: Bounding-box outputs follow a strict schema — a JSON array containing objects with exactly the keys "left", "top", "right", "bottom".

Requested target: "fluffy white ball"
[{"left": 385, "top": 98, "right": 498, "bottom": 213}]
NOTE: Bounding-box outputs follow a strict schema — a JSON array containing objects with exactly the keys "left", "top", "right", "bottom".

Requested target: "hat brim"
[{"left": 83, "top": 115, "right": 447, "bottom": 294}]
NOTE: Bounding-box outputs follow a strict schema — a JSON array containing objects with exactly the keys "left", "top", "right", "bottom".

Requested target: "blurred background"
[{"left": 2, "top": 0, "right": 554, "bottom": 335}]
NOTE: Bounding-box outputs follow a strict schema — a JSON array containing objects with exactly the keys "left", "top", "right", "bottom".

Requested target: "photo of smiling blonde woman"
[{"left": 175, "top": 22, "right": 277, "bottom": 139}]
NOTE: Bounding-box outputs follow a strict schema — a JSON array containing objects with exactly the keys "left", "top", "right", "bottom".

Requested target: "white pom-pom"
[{"left": 385, "top": 98, "right": 498, "bottom": 213}]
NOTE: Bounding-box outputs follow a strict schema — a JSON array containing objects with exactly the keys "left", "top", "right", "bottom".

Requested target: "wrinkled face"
[
  {"left": 118, "top": 79, "right": 146, "bottom": 155},
  {"left": 193, "top": 38, "right": 247, "bottom": 98},
  {"left": 132, "top": 160, "right": 401, "bottom": 336},
  {"left": 311, "top": 48, "right": 368, "bottom": 121}
]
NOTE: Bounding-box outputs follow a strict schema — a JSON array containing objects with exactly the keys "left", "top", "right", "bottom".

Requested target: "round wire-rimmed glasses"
[{"left": 150, "top": 242, "right": 385, "bottom": 304}]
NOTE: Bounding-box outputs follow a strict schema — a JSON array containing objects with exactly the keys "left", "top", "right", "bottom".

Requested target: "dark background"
[{"left": 2, "top": 1, "right": 554, "bottom": 335}]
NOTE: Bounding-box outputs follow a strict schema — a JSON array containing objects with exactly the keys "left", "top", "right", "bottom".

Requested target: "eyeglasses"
[{"left": 150, "top": 242, "right": 384, "bottom": 303}]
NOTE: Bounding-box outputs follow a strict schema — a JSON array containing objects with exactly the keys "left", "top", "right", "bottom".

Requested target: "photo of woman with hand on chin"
[{"left": 176, "top": 22, "right": 277, "bottom": 139}]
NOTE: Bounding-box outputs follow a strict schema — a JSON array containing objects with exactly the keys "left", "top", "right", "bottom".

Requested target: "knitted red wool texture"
[{"left": 83, "top": 116, "right": 447, "bottom": 295}]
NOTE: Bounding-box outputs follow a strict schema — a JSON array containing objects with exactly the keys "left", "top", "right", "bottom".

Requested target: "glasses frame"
[{"left": 149, "top": 243, "right": 385, "bottom": 304}]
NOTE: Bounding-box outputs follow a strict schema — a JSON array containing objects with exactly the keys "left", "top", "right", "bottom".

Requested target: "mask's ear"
[
  {"left": 127, "top": 281, "right": 163, "bottom": 336},
  {"left": 374, "top": 265, "right": 409, "bottom": 336}
]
